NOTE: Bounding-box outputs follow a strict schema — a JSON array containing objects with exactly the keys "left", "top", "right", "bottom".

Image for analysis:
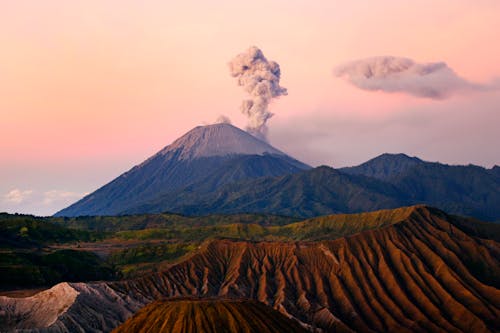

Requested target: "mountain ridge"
[
  {"left": 112, "top": 298, "right": 309, "bottom": 333},
  {"left": 122, "top": 159, "right": 499, "bottom": 221},
  {"left": 2, "top": 205, "right": 498, "bottom": 332},
  {"left": 55, "top": 124, "right": 499, "bottom": 221},
  {"left": 340, "top": 153, "right": 425, "bottom": 180}
]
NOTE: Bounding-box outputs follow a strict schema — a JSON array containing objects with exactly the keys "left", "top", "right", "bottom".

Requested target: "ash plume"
[
  {"left": 334, "top": 56, "right": 485, "bottom": 99},
  {"left": 215, "top": 115, "right": 232, "bottom": 124},
  {"left": 229, "top": 46, "right": 287, "bottom": 140}
]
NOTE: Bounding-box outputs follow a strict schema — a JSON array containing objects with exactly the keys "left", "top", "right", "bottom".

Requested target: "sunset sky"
[{"left": 1, "top": 0, "right": 499, "bottom": 215}]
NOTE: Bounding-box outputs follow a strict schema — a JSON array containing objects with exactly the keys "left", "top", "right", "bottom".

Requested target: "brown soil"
[
  {"left": 112, "top": 298, "right": 309, "bottom": 333},
  {"left": 112, "top": 206, "right": 500, "bottom": 332}
]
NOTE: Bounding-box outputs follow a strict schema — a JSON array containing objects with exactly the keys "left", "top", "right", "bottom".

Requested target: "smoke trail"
[
  {"left": 229, "top": 46, "right": 287, "bottom": 140},
  {"left": 334, "top": 56, "right": 485, "bottom": 99}
]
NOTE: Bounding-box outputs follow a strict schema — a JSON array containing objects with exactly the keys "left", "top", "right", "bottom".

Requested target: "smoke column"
[{"left": 229, "top": 46, "right": 287, "bottom": 140}]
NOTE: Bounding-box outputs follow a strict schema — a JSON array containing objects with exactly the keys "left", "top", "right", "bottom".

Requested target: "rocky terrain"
[
  {"left": 1, "top": 206, "right": 499, "bottom": 332},
  {"left": 112, "top": 298, "right": 309, "bottom": 333}
]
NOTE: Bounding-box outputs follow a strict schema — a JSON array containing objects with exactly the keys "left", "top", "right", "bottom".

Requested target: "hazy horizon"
[{"left": 1, "top": 0, "right": 499, "bottom": 215}]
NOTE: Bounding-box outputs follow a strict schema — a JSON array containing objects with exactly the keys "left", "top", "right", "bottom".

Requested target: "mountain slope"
[
  {"left": 387, "top": 163, "right": 500, "bottom": 221},
  {"left": 343, "top": 154, "right": 500, "bottom": 221},
  {"left": 3, "top": 206, "right": 499, "bottom": 332},
  {"left": 112, "top": 298, "right": 309, "bottom": 333},
  {"left": 56, "top": 124, "right": 310, "bottom": 217},
  {"left": 123, "top": 166, "right": 409, "bottom": 217},
  {"left": 131, "top": 155, "right": 498, "bottom": 221}
]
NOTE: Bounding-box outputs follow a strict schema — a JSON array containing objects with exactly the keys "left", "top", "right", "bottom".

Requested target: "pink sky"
[{"left": 1, "top": 0, "right": 499, "bottom": 215}]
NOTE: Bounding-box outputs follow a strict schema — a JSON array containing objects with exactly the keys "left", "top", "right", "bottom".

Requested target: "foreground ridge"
[
  {"left": 112, "top": 298, "right": 309, "bottom": 333},
  {"left": 1, "top": 206, "right": 499, "bottom": 332}
]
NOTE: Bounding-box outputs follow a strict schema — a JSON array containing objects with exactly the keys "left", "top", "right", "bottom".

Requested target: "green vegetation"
[
  {"left": 0, "top": 213, "right": 99, "bottom": 248},
  {"left": 2, "top": 206, "right": 497, "bottom": 289},
  {"left": 108, "top": 242, "right": 198, "bottom": 277},
  {"left": 112, "top": 206, "right": 414, "bottom": 242},
  {"left": 0, "top": 250, "right": 116, "bottom": 289},
  {"left": 0, "top": 212, "right": 298, "bottom": 287},
  {"left": 53, "top": 213, "right": 298, "bottom": 232}
]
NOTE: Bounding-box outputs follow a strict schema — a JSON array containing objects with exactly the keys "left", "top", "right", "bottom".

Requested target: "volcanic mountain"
[
  {"left": 112, "top": 298, "right": 308, "bottom": 333},
  {"left": 3, "top": 206, "right": 499, "bottom": 332},
  {"left": 55, "top": 123, "right": 310, "bottom": 217},
  {"left": 56, "top": 125, "right": 499, "bottom": 220}
]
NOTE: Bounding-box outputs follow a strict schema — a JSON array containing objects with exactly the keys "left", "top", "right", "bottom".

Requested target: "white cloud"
[
  {"left": 1, "top": 188, "right": 87, "bottom": 215},
  {"left": 3, "top": 189, "right": 34, "bottom": 204},
  {"left": 42, "top": 190, "right": 87, "bottom": 205}
]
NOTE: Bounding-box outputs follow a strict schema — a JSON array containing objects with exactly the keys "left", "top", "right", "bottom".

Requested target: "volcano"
[{"left": 55, "top": 123, "right": 310, "bottom": 217}]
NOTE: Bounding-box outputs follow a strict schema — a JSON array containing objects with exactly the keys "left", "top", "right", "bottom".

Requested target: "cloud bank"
[
  {"left": 3, "top": 189, "right": 34, "bottom": 204},
  {"left": 229, "top": 46, "right": 287, "bottom": 140},
  {"left": 1, "top": 189, "right": 86, "bottom": 215},
  {"left": 334, "top": 56, "right": 487, "bottom": 99}
]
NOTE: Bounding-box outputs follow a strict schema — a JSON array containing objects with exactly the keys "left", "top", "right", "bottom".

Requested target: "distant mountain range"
[
  {"left": 56, "top": 124, "right": 500, "bottom": 221},
  {"left": 341, "top": 153, "right": 500, "bottom": 221}
]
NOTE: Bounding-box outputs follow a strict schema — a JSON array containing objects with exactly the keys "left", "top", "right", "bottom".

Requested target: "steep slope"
[
  {"left": 56, "top": 124, "right": 310, "bottom": 217},
  {"left": 112, "top": 298, "right": 309, "bottom": 333},
  {"left": 0, "top": 282, "right": 78, "bottom": 331},
  {"left": 130, "top": 166, "right": 408, "bottom": 217},
  {"left": 111, "top": 206, "right": 500, "bottom": 332},
  {"left": 2, "top": 206, "right": 499, "bottom": 332},
  {"left": 155, "top": 123, "right": 286, "bottom": 159}
]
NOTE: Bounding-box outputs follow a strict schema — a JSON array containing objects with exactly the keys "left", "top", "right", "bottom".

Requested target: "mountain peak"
[
  {"left": 340, "top": 152, "right": 425, "bottom": 180},
  {"left": 157, "top": 123, "right": 285, "bottom": 160},
  {"left": 372, "top": 153, "right": 423, "bottom": 163}
]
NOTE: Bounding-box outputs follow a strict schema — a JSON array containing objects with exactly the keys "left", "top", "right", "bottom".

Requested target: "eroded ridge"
[{"left": 1, "top": 206, "right": 499, "bottom": 332}]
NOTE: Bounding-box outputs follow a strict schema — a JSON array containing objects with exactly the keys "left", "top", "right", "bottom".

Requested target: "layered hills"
[
  {"left": 55, "top": 124, "right": 500, "bottom": 221},
  {"left": 112, "top": 298, "right": 308, "bottom": 333},
  {"left": 126, "top": 161, "right": 500, "bottom": 221},
  {"left": 2, "top": 206, "right": 499, "bottom": 332},
  {"left": 341, "top": 153, "right": 500, "bottom": 220}
]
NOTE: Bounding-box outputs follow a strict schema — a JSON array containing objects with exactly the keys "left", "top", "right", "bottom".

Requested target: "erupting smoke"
[
  {"left": 215, "top": 115, "right": 232, "bottom": 124},
  {"left": 229, "top": 46, "right": 287, "bottom": 140},
  {"left": 334, "top": 56, "right": 485, "bottom": 99}
]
